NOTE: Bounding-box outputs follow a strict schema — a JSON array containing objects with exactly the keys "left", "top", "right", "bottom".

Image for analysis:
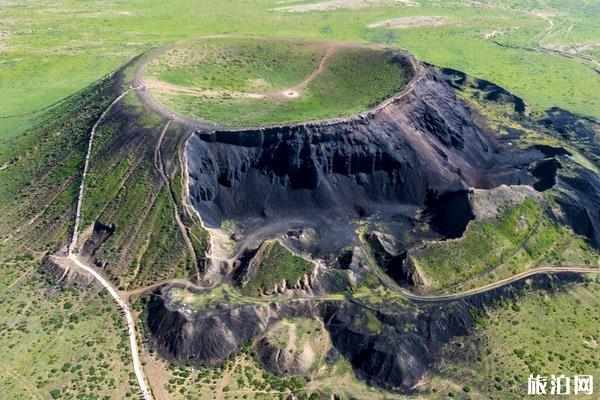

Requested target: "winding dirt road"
[
  {"left": 374, "top": 265, "right": 598, "bottom": 304},
  {"left": 66, "top": 86, "right": 152, "bottom": 400},
  {"left": 154, "top": 120, "right": 201, "bottom": 284},
  {"left": 67, "top": 254, "right": 151, "bottom": 399},
  {"left": 68, "top": 87, "right": 137, "bottom": 255}
]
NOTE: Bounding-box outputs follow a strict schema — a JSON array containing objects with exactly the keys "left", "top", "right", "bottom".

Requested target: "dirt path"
[
  {"left": 154, "top": 120, "right": 201, "bottom": 284},
  {"left": 122, "top": 261, "right": 597, "bottom": 307},
  {"left": 375, "top": 265, "right": 599, "bottom": 304},
  {"left": 64, "top": 85, "right": 152, "bottom": 399},
  {"left": 122, "top": 276, "right": 217, "bottom": 300},
  {"left": 291, "top": 43, "right": 337, "bottom": 91},
  {"left": 68, "top": 87, "right": 137, "bottom": 255},
  {"left": 535, "top": 13, "right": 600, "bottom": 71},
  {"left": 146, "top": 78, "right": 266, "bottom": 99},
  {"left": 67, "top": 254, "right": 152, "bottom": 399}
]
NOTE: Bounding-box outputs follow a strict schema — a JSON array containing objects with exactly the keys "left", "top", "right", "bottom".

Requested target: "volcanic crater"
[{"left": 125, "top": 36, "right": 600, "bottom": 394}]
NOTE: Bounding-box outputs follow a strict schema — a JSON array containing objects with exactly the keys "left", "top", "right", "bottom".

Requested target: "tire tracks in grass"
[{"left": 154, "top": 120, "right": 201, "bottom": 284}]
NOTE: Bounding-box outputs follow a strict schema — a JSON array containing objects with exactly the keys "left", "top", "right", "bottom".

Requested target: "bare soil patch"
[
  {"left": 544, "top": 41, "right": 600, "bottom": 55},
  {"left": 145, "top": 78, "right": 266, "bottom": 100},
  {"left": 367, "top": 16, "right": 448, "bottom": 29},
  {"left": 273, "top": 0, "right": 391, "bottom": 13}
]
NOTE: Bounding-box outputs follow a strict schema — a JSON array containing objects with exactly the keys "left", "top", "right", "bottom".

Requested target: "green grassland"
[
  {"left": 148, "top": 38, "right": 327, "bottom": 93},
  {"left": 0, "top": 245, "right": 137, "bottom": 399},
  {"left": 242, "top": 241, "right": 315, "bottom": 296},
  {"left": 409, "top": 198, "right": 598, "bottom": 292},
  {"left": 0, "top": 75, "right": 146, "bottom": 398},
  {"left": 435, "top": 279, "right": 600, "bottom": 399},
  {"left": 1, "top": 0, "right": 598, "bottom": 144},
  {"left": 0, "top": 76, "right": 115, "bottom": 253},
  {"left": 146, "top": 37, "right": 412, "bottom": 126}
]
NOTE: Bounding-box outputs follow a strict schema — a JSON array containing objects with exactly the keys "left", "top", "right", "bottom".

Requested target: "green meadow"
[{"left": 1, "top": 0, "right": 598, "bottom": 144}]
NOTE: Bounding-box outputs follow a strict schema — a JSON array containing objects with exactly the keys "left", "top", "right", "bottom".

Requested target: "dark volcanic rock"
[
  {"left": 146, "top": 293, "right": 275, "bottom": 365},
  {"left": 146, "top": 292, "right": 317, "bottom": 367},
  {"left": 185, "top": 66, "right": 538, "bottom": 254},
  {"left": 538, "top": 107, "right": 598, "bottom": 143},
  {"left": 554, "top": 167, "right": 600, "bottom": 248},
  {"left": 437, "top": 65, "right": 527, "bottom": 113},
  {"left": 424, "top": 189, "right": 474, "bottom": 238},
  {"left": 366, "top": 232, "right": 420, "bottom": 287},
  {"left": 145, "top": 273, "right": 588, "bottom": 394},
  {"left": 81, "top": 221, "right": 115, "bottom": 258},
  {"left": 321, "top": 273, "right": 587, "bottom": 393},
  {"left": 531, "top": 158, "right": 562, "bottom": 191}
]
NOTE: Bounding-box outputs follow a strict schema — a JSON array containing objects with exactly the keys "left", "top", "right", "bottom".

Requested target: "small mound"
[
  {"left": 255, "top": 317, "right": 331, "bottom": 375},
  {"left": 144, "top": 37, "right": 414, "bottom": 127}
]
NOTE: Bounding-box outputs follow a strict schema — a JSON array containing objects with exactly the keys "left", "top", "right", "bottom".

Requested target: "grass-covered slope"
[
  {"left": 0, "top": 76, "right": 117, "bottom": 254},
  {"left": 144, "top": 37, "right": 413, "bottom": 126},
  {"left": 74, "top": 79, "right": 209, "bottom": 290},
  {"left": 0, "top": 243, "right": 138, "bottom": 399},
  {"left": 409, "top": 198, "right": 598, "bottom": 292},
  {"left": 0, "top": 64, "right": 211, "bottom": 398},
  {"left": 435, "top": 279, "right": 600, "bottom": 399},
  {"left": 242, "top": 241, "right": 314, "bottom": 296},
  {"left": 0, "top": 62, "right": 208, "bottom": 290}
]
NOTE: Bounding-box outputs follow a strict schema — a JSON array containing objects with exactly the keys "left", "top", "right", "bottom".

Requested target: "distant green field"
[
  {"left": 145, "top": 37, "right": 412, "bottom": 126},
  {"left": 1, "top": 0, "right": 598, "bottom": 143}
]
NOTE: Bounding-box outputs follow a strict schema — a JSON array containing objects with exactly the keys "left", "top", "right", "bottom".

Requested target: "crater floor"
[{"left": 143, "top": 37, "right": 414, "bottom": 127}]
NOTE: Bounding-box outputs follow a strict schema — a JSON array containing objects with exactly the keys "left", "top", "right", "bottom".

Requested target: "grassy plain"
[
  {"left": 0, "top": 245, "right": 138, "bottom": 399},
  {"left": 1, "top": 0, "right": 598, "bottom": 143},
  {"left": 436, "top": 279, "right": 600, "bottom": 399}
]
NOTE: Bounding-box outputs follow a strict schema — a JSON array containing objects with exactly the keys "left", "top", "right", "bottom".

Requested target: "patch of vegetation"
[
  {"left": 242, "top": 241, "right": 314, "bottom": 296},
  {"left": 266, "top": 317, "right": 330, "bottom": 372},
  {"left": 411, "top": 197, "right": 542, "bottom": 288},
  {"left": 436, "top": 279, "right": 600, "bottom": 399},
  {"left": 0, "top": 246, "right": 137, "bottom": 399},
  {"left": 351, "top": 309, "right": 383, "bottom": 334},
  {"left": 145, "top": 37, "right": 413, "bottom": 126},
  {"left": 410, "top": 198, "right": 598, "bottom": 291}
]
